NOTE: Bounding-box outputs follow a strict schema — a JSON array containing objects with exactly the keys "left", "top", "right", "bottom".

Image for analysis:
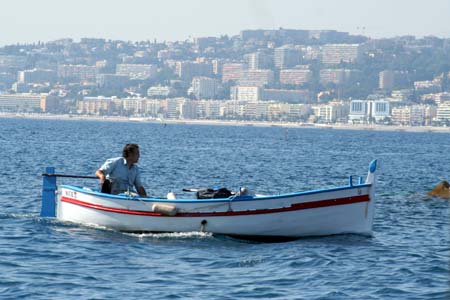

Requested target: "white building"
[
  {"left": 321, "top": 44, "right": 362, "bottom": 64},
  {"left": 234, "top": 86, "right": 261, "bottom": 101},
  {"left": 348, "top": 100, "right": 390, "bottom": 124},
  {"left": 191, "top": 77, "right": 218, "bottom": 99},
  {"left": 390, "top": 105, "right": 428, "bottom": 126},
  {"left": 313, "top": 101, "right": 348, "bottom": 123},
  {"left": 121, "top": 97, "right": 147, "bottom": 114},
  {"left": 147, "top": 86, "right": 176, "bottom": 98},
  {"left": 144, "top": 99, "right": 161, "bottom": 116},
  {"left": 348, "top": 100, "right": 367, "bottom": 123},
  {"left": 371, "top": 100, "right": 391, "bottom": 122},
  {"left": 436, "top": 102, "right": 450, "bottom": 123},
  {"left": 0, "top": 93, "right": 55, "bottom": 112},
  {"left": 57, "top": 64, "right": 97, "bottom": 82}
]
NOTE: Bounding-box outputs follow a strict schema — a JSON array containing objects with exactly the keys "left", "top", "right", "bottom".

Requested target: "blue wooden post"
[
  {"left": 41, "top": 167, "right": 57, "bottom": 217},
  {"left": 358, "top": 176, "right": 363, "bottom": 184},
  {"left": 348, "top": 175, "right": 353, "bottom": 186}
]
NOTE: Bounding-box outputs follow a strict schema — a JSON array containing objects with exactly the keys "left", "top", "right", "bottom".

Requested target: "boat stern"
[{"left": 41, "top": 167, "right": 57, "bottom": 217}]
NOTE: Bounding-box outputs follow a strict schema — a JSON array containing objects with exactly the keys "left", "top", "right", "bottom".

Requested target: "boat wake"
[{"left": 124, "top": 231, "right": 214, "bottom": 240}]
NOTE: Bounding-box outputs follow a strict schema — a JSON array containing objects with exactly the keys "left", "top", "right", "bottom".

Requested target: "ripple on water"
[{"left": 0, "top": 119, "right": 449, "bottom": 300}]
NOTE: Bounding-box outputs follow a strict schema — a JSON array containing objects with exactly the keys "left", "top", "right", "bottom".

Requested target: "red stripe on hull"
[{"left": 60, "top": 194, "right": 370, "bottom": 217}]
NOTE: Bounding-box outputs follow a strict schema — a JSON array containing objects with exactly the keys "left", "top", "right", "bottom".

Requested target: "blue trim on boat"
[
  {"left": 60, "top": 183, "right": 372, "bottom": 204},
  {"left": 369, "top": 159, "right": 377, "bottom": 173}
]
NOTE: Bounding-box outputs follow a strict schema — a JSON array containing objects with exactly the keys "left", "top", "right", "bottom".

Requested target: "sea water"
[{"left": 0, "top": 117, "right": 449, "bottom": 300}]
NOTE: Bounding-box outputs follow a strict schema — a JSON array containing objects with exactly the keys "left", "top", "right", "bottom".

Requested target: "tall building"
[
  {"left": 246, "top": 51, "right": 273, "bottom": 70},
  {"left": 274, "top": 46, "right": 300, "bottom": 69},
  {"left": 222, "top": 63, "right": 246, "bottom": 83},
  {"left": 191, "top": 77, "right": 218, "bottom": 99},
  {"left": 116, "top": 64, "right": 157, "bottom": 80},
  {"left": 379, "top": 70, "right": 395, "bottom": 90},
  {"left": 212, "top": 60, "right": 223, "bottom": 75},
  {"left": 436, "top": 102, "right": 450, "bottom": 123},
  {"left": 238, "top": 69, "right": 274, "bottom": 87},
  {"left": 321, "top": 44, "right": 362, "bottom": 64},
  {"left": 280, "top": 68, "right": 312, "bottom": 85},
  {"left": 175, "top": 61, "right": 213, "bottom": 81}
]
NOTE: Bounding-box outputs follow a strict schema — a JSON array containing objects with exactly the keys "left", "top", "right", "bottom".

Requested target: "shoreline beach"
[{"left": 1, "top": 112, "right": 449, "bottom": 133}]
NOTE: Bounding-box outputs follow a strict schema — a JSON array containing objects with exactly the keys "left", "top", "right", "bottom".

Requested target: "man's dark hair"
[{"left": 122, "top": 144, "right": 139, "bottom": 158}]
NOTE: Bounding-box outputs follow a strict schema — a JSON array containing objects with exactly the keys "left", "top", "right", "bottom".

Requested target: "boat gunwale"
[{"left": 59, "top": 183, "right": 372, "bottom": 204}]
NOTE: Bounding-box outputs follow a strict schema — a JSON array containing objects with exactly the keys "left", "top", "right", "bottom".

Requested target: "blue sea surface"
[{"left": 0, "top": 117, "right": 449, "bottom": 300}]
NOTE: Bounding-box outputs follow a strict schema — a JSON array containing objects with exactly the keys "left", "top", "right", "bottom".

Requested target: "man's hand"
[
  {"left": 95, "top": 170, "right": 105, "bottom": 184},
  {"left": 138, "top": 186, "right": 147, "bottom": 198}
]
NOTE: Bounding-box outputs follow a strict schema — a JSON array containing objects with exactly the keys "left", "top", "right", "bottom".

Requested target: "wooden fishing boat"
[{"left": 41, "top": 160, "right": 378, "bottom": 240}]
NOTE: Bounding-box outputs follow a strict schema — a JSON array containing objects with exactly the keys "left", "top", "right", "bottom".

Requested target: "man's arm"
[
  {"left": 137, "top": 186, "right": 147, "bottom": 197},
  {"left": 95, "top": 169, "right": 106, "bottom": 184}
]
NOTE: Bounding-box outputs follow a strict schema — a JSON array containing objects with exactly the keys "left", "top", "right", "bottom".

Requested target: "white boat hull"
[
  {"left": 56, "top": 186, "right": 375, "bottom": 238},
  {"left": 42, "top": 160, "right": 378, "bottom": 239}
]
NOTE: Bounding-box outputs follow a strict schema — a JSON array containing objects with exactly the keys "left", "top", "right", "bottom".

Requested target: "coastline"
[{"left": 1, "top": 112, "right": 449, "bottom": 133}]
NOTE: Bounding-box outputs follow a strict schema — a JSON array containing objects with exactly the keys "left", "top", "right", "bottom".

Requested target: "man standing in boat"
[{"left": 95, "top": 143, "right": 147, "bottom": 197}]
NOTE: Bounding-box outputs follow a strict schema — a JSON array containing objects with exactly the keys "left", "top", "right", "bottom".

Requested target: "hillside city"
[{"left": 1, "top": 28, "right": 450, "bottom": 126}]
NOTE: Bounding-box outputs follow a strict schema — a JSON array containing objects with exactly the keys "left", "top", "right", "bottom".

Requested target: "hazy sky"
[{"left": 1, "top": 0, "right": 450, "bottom": 45}]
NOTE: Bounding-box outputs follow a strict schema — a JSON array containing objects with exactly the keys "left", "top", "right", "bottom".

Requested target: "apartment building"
[
  {"left": 222, "top": 63, "right": 246, "bottom": 83},
  {"left": 321, "top": 44, "right": 362, "bottom": 64},
  {"left": 0, "top": 93, "right": 58, "bottom": 112},
  {"left": 238, "top": 69, "right": 274, "bottom": 87},
  {"left": 176, "top": 61, "right": 213, "bottom": 81},
  {"left": 348, "top": 100, "right": 390, "bottom": 124},
  {"left": 191, "top": 76, "right": 218, "bottom": 99},
  {"left": 57, "top": 64, "right": 97, "bottom": 82},
  {"left": 274, "top": 46, "right": 300, "bottom": 69},
  {"left": 280, "top": 68, "right": 312, "bottom": 85}
]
